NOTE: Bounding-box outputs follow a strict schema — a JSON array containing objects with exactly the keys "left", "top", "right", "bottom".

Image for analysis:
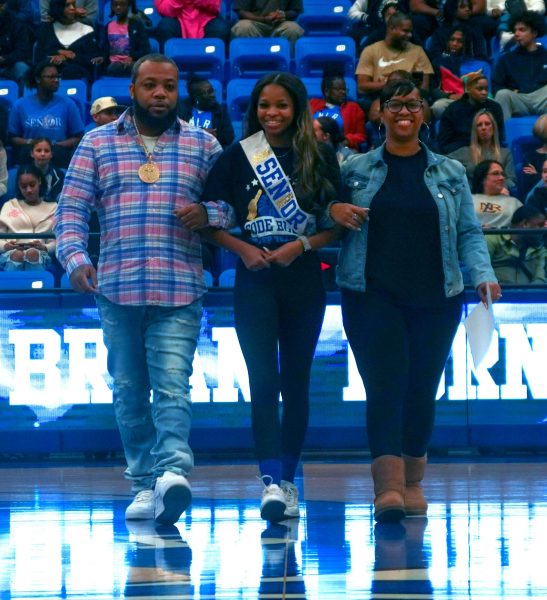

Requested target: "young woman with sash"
[{"left": 200, "top": 72, "right": 342, "bottom": 523}]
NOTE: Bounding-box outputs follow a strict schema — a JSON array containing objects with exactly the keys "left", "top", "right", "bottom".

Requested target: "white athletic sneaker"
[
  {"left": 281, "top": 480, "right": 300, "bottom": 518},
  {"left": 154, "top": 471, "right": 192, "bottom": 525},
  {"left": 125, "top": 489, "right": 155, "bottom": 520},
  {"left": 259, "top": 475, "right": 287, "bottom": 523}
]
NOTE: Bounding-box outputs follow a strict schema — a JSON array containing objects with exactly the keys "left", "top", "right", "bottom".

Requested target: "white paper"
[{"left": 464, "top": 287, "right": 499, "bottom": 370}]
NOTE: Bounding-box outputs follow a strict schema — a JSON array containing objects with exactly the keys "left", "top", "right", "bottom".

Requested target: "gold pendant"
[{"left": 138, "top": 162, "right": 160, "bottom": 184}]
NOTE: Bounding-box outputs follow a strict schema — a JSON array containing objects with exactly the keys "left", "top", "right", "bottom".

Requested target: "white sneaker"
[
  {"left": 154, "top": 471, "right": 192, "bottom": 525},
  {"left": 259, "top": 475, "right": 287, "bottom": 523},
  {"left": 125, "top": 489, "right": 154, "bottom": 520},
  {"left": 281, "top": 480, "right": 300, "bottom": 518}
]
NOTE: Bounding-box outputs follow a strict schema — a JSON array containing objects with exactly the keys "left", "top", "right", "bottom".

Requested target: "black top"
[
  {"left": 202, "top": 139, "right": 341, "bottom": 247},
  {"left": 366, "top": 147, "right": 446, "bottom": 306},
  {"left": 438, "top": 95, "right": 505, "bottom": 154},
  {"left": 492, "top": 45, "right": 547, "bottom": 96}
]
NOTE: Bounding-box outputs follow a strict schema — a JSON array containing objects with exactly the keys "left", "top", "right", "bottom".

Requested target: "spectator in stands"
[
  {"left": 8, "top": 60, "right": 84, "bottom": 167},
  {"left": 178, "top": 73, "right": 235, "bottom": 148},
  {"left": 89, "top": 96, "right": 125, "bottom": 126},
  {"left": 9, "top": 0, "right": 42, "bottom": 28},
  {"left": 314, "top": 116, "right": 355, "bottom": 164},
  {"left": 491, "top": 0, "right": 545, "bottom": 50},
  {"left": 200, "top": 72, "right": 342, "bottom": 523},
  {"left": 231, "top": 0, "right": 304, "bottom": 53},
  {"left": 0, "top": 139, "right": 6, "bottom": 197},
  {"left": 29, "top": 137, "right": 65, "bottom": 202},
  {"left": 429, "top": 26, "right": 470, "bottom": 119},
  {"left": 356, "top": 12, "right": 434, "bottom": 108},
  {"left": 154, "top": 0, "right": 231, "bottom": 48},
  {"left": 486, "top": 204, "right": 546, "bottom": 284},
  {"left": 100, "top": 0, "right": 150, "bottom": 76},
  {"left": 0, "top": 0, "right": 31, "bottom": 84},
  {"left": 40, "top": 0, "right": 97, "bottom": 26},
  {"left": 409, "top": 0, "right": 442, "bottom": 44},
  {"left": 0, "top": 164, "right": 56, "bottom": 271},
  {"left": 360, "top": 2, "right": 410, "bottom": 51},
  {"left": 521, "top": 114, "right": 547, "bottom": 196},
  {"left": 449, "top": 110, "right": 516, "bottom": 191},
  {"left": 36, "top": 0, "right": 102, "bottom": 81},
  {"left": 472, "top": 159, "right": 522, "bottom": 227},
  {"left": 309, "top": 69, "right": 366, "bottom": 151},
  {"left": 330, "top": 78, "right": 499, "bottom": 523},
  {"left": 438, "top": 71, "right": 504, "bottom": 154},
  {"left": 526, "top": 157, "right": 547, "bottom": 215},
  {"left": 492, "top": 11, "right": 547, "bottom": 121},
  {"left": 441, "top": 0, "right": 497, "bottom": 59}
]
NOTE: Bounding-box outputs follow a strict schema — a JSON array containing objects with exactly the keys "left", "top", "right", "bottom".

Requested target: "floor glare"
[{"left": 0, "top": 461, "right": 546, "bottom": 599}]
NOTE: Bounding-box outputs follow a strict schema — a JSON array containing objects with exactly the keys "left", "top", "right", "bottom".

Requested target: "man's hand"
[
  {"left": 69, "top": 264, "right": 98, "bottom": 294},
  {"left": 174, "top": 204, "right": 209, "bottom": 231}
]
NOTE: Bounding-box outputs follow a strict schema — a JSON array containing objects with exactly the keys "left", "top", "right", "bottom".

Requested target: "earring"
[{"left": 377, "top": 122, "right": 385, "bottom": 141}]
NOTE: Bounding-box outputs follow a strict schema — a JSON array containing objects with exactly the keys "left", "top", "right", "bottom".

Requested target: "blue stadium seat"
[
  {"left": 0, "top": 270, "right": 55, "bottom": 290},
  {"left": 297, "top": 0, "right": 351, "bottom": 36},
  {"left": 148, "top": 37, "right": 160, "bottom": 53},
  {"left": 218, "top": 269, "right": 235, "bottom": 288},
  {"left": 460, "top": 60, "right": 491, "bottom": 86},
  {"left": 60, "top": 272, "right": 71, "bottom": 288},
  {"left": 204, "top": 270, "right": 214, "bottom": 288},
  {"left": 294, "top": 37, "right": 355, "bottom": 77},
  {"left": 504, "top": 117, "right": 538, "bottom": 151},
  {"left": 229, "top": 38, "right": 291, "bottom": 78},
  {"left": 91, "top": 78, "right": 132, "bottom": 107},
  {"left": 164, "top": 38, "right": 225, "bottom": 81},
  {"left": 302, "top": 76, "right": 357, "bottom": 101},
  {"left": 227, "top": 78, "right": 258, "bottom": 122},
  {"left": 0, "top": 79, "right": 19, "bottom": 109}
]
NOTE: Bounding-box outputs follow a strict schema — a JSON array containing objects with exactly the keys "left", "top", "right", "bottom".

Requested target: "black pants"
[
  {"left": 341, "top": 288, "right": 463, "bottom": 458},
  {"left": 234, "top": 253, "right": 326, "bottom": 465}
]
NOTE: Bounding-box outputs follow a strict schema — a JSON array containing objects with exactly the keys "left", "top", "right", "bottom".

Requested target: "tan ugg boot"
[
  {"left": 371, "top": 455, "right": 406, "bottom": 523},
  {"left": 403, "top": 454, "right": 428, "bottom": 516}
]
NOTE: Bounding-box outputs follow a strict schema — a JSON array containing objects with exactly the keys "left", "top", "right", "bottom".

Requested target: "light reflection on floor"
[{"left": 1, "top": 462, "right": 546, "bottom": 599}]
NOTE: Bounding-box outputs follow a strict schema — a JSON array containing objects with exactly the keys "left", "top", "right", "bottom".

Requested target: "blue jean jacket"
[{"left": 336, "top": 143, "right": 497, "bottom": 297}]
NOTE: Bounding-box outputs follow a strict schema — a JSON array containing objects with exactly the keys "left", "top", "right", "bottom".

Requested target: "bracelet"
[{"left": 298, "top": 235, "right": 312, "bottom": 253}]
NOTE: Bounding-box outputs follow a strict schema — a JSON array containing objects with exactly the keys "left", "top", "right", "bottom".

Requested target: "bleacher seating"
[
  {"left": 297, "top": 0, "right": 351, "bottom": 36},
  {"left": 227, "top": 78, "right": 258, "bottom": 123},
  {"left": 229, "top": 38, "right": 291, "bottom": 79},
  {"left": 164, "top": 39, "right": 225, "bottom": 81},
  {"left": 0, "top": 270, "right": 55, "bottom": 290},
  {"left": 91, "top": 78, "right": 132, "bottom": 107},
  {"left": 294, "top": 36, "right": 355, "bottom": 77},
  {"left": 504, "top": 117, "right": 538, "bottom": 152},
  {"left": 0, "top": 80, "right": 19, "bottom": 109},
  {"left": 218, "top": 269, "right": 236, "bottom": 288},
  {"left": 301, "top": 76, "right": 357, "bottom": 101}
]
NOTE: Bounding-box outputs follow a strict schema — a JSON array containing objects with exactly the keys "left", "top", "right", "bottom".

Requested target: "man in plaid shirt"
[{"left": 54, "top": 54, "right": 233, "bottom": 526}]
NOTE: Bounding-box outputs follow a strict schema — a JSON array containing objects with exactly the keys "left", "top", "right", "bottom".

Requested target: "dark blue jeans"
[
  {"left": 342, "top": 288, "right": 463, "bottom": 458},
  {"left": 234, "top": 253, "right": 326, "bottom": 469}
]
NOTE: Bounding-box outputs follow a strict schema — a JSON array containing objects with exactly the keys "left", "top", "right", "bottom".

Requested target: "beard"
[{"left": 133, "top": 99, "right": 178, "bottom": 134}]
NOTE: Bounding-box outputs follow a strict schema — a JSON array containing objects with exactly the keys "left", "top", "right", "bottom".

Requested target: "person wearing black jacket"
[
  {"left": 35, "top": 0, "right": 102, "bottom": 82},
  {"left": 438, "top": 71, "right": 504, "bottom": 154},
  {"left": 492, "top": 11, "right": 547, "bottom": 121},
  {"left": 178, "top": 73, "right": 235, "bottom": 148},
  {"left": 0, "top": 0, "right": 31, "bottom": 84}
]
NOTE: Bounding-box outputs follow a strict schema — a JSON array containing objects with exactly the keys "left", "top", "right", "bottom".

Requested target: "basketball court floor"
[{"left": 1, "top": 459, "right": 546, "bottom": 599}]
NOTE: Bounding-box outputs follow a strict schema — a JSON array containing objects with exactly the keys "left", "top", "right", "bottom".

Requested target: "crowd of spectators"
[{"left": 0, "top": 0, "right": 546, "bottom": 282}]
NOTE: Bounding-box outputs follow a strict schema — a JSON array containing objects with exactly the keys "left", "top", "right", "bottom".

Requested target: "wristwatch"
[{"left": 298, "top": 236, "right": 312, "bottom": 253}]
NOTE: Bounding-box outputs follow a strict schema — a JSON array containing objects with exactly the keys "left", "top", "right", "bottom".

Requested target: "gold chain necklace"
[{"left": 133, "top": 117, "right": 161, "bottom": 184}]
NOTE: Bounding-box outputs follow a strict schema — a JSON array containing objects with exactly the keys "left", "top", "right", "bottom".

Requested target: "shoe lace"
[
  {"left": 134, "top": 489, "right": 154, "bottom": 503},
  {"left": 258, "top": 475, "right": 275, "bottom": 490},
  {"left": 283, "top": 483, "right": 297, "bottom": 504}
]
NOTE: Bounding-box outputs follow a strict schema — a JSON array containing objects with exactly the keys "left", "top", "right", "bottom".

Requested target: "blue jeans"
[{"left": 96, "top": 296, "right": 203, "bottom": 493}]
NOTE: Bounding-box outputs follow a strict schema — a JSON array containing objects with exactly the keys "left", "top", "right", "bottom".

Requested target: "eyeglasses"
[{"left": 384, "top": 99, "right": 424, "bottom": 113}]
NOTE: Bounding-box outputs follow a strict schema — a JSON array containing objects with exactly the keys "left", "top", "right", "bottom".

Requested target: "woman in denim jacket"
[{"left": 330, "top": 79, "right": 500, "bottom": 523}]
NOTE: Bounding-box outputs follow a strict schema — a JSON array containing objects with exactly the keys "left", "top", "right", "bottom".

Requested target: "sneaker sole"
[
  {"left": 125, "top": 508, "right": 155, "bottom": 520},
  {"left": 283, "top": 506, "right": 300, "bottom": 519},
  {"left": 155, "top": 485, "right": 192, "bottom": 525},
  {"left": 261, "top": 499, "right": 286, "bottom": 523}
]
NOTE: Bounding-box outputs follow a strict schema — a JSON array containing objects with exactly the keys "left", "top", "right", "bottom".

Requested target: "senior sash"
[{"left": 240, "top": 131, "right": 314, "bottom": 243}]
